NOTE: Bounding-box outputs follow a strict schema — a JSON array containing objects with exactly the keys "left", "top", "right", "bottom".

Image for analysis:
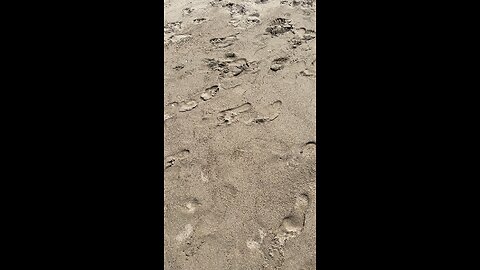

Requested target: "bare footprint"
[
  {"left": 164, "top": 85, "right": 220, "bottom": 120},
  {"left": 200, "top": 85, "right": 220, "bottom": 101},
  {"left": 275, "top": 194, "right": 310, "bottom": 245},
  {"left": 262, "top": 194, "right": 309, "bottom": 270},
  {"left": 164, "top": 149, "right": 190, "bottom": 169},
  {"left": 217, "top": 103, "right": 252, "bottom": 126},
  {"left": 167, "top": 34, "right": 192, "bottom": 44},
  {"left": 249, "top": 100, "right": 283, "bottom": 124},
  {"left": 179, "top": 100, "right": 198, "bottom": 112}
]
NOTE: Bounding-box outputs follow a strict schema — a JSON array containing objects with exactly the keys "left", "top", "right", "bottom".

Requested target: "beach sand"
[{"left": 164, "top": 0, "right": 316, "bottom": 269}]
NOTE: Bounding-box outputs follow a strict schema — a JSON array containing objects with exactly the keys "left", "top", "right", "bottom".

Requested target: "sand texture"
[{"left": 164, "top": 0, "right": 316, "bottom": 269}]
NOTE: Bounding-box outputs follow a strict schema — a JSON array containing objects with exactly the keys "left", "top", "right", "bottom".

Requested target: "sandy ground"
[{"left": 164, "top": 0, "right": 316, "bottom": 269}]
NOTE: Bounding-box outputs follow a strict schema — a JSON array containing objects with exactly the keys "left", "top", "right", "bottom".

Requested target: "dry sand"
[{"left": 164, "top": 0, "right": 316, "bottom": 269}]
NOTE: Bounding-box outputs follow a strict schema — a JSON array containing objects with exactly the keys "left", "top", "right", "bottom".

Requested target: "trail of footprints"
[
  {"left": 209, "top": 0, "right": 262, "bottom": 29},
  {"left": 170, "top": 193, "right": 311, "bottom": 267},
  {"left": 164, "top": 85, "right": 221, "bottom": 121},
  {"left": 166, "top": 95, "right": 283, "bottom": 128},
  {"left": 241, "top": 193, "right": 310, "bottom": 269},
  {"left": 165, "top": 141, "right": 315, "bottom": 266},
  {"left": 212, "top": 100, "right": 283, "bottom": 127},
  {"left": 165, "top": 51, "right": 283, "bottom": 126},
  {"left": 165, "top": 3, "right": 316, "bottom": 270}
]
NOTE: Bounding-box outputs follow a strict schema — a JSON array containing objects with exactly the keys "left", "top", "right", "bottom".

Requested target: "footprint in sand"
[
  {"left": 216, "top": 103, "right": 253, "bottom": 126},
  {"left": 275, "top": 194, "right": 310, "bottom": 245},
  {"left": 164, "top": 21, "right": 182, "bottom": 34},
  {"left": 289, "top": 28, "right": 316, "bottom": 48},
  {"left": 178, "top": 100, "right": 198, "bottom": 112},
  {"left": 248, "top": 100, "right": 283, "bottom": 124},
  {"left": 209, "top": 34, "right": 238, "bottom": 48},
  {"left": 205, "top": 57, "right": 258, "bottom": 77},
  {"left": 164, "top": 149, "right": 190, "bottom": 169},
  {"left": 164, "top": 85, "right": 223, "bottom": 122},
  {"left": 266, "top": 18, "right": 294, "bottom": 36},
  {"left": 200, "top": 85, "right": 220, "bottom": 101},
  {"left": 280, "top": 194, "right": 309, "bottom": 232},
  {"left": 270, "top": 57, "right": 289, "bottom": 72},
  {"left": 164, "top": 21, "right": 190, "bottom": 45},
  {"left": 228, "top": 58, "right": 249, "bottom": 76},
  {"left": 166, "top": 34, "right": 193, "bottom": 45},
  {"left": 261, "top": 194, "right": 310, "bottom": 269},
  {"left": 164, "top": 100, "right": 198, "bottom": 121},
  {"left": 296, "top": 28, "right": 316, "bottom": 41}
]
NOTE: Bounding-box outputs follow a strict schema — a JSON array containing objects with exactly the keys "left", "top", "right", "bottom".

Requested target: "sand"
[{"left": 164, "top": 0, "right": 316, "bottom": 269}]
